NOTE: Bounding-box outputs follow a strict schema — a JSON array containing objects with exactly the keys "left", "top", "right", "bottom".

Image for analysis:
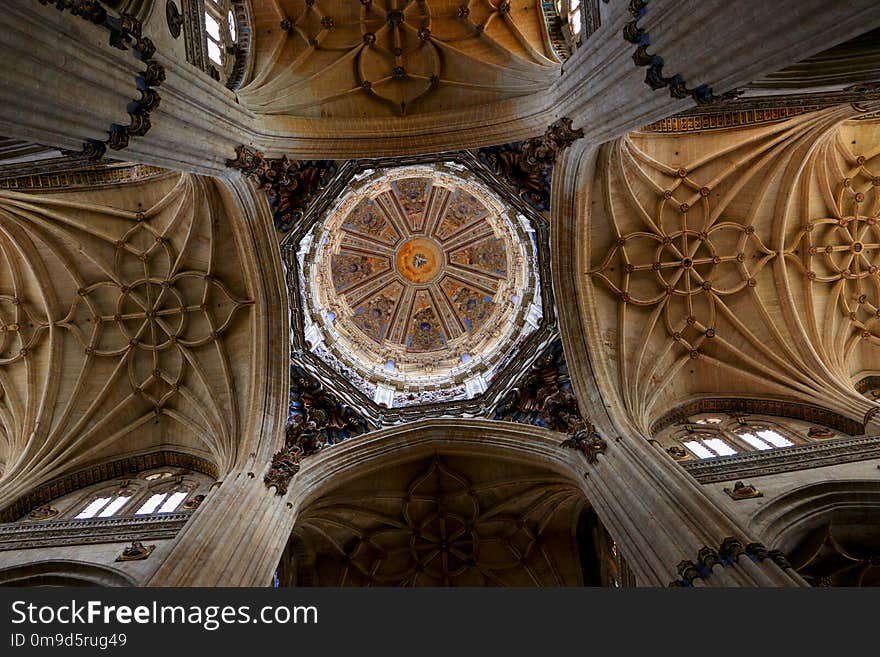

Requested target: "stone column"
[{"left": 0, "top": 2, "right": 252, "bottom": 175}]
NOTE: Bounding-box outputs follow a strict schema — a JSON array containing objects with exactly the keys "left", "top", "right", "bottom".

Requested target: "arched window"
[
  {"left": 19, "top": 467, "right": 212, "bottom": 522},
  {"left": 202, "top": 0, "right": 250, "bottom": 86},
  {"left": 555, "top": 0, "right": 583, "bottom": 40},
  {"left": 682, "top": 433, "right": 738, "bottom": 459},
  {"left": 660, "top": 412, "right": 837, "bottom": 461}
]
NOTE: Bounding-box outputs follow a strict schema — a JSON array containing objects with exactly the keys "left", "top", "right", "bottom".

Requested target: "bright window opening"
[
  {"left": 228, "top": 10, "right": 237, "bottom": 41},
  {"left": 683, "top": 440, "right": 714, "bottom": 459},
  {"left": 75, "top": 497, "right": 112, "bottom": 519},
  {"left": 158, "top": 491, "right": 188, "bottom": 514},
  {"left": 97, "top": 495, "right": 131, "bottom": 517},
  {"left": 703, "top": 438, "right": 738, "bottom": 456},
  {"left": 739, "top": 432, "right": 773, "bottom": 450},
  {"left": 207, "top": 40, "right": 223, "bottom": 65},
  {"left": 135, "top": 493, "right": 168, "bottom": 515},
  {"left": 757, "top": 429, "right": 794, "bottom": 448},
  {"left": 205, "top": 13, "right": 221, "bottom": 41}
]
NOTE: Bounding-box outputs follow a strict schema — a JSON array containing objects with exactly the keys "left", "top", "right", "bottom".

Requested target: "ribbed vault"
[
  {"left": 241, "top": 0, "right": 559, "bottom": 118},
  {"left": 0, "top": 171, "right": 274, "bottom": 509},
  {"left": 559, "top": 105, "right": 880, "bottom": 438}
]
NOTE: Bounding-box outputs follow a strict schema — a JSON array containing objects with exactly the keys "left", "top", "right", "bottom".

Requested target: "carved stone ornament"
[
  {"left": 723, "top": 481, "right": 763, "bottom": 500},
  {"left": 115, "top": 540, "right": 155, "bottom": 562},
  {"left": 560, "top": 424, "right": 608, "bottom": 464},
  {"left": 666, "top": 444, "right": 688, "bottom": 460},
  {"left": 668, "top": 537, "right": 790, "bottom": 586},
  {"left": 264, "top": 420, "right": 324, "bottom": 496},
  {"left": 37, "top": 0, "right": 163, "bottom": 159},
  {"left": 226, "top": 146, "right": 338, "bottom": 232},
  {"left": 623, "top": 0, "right": 743, "bottom": 105},
  {"left": 26, "top": 506, "right": 59, "bottom": 521},
  {"left": 265, "top": 366, "right": 370, "bottom": 495},
  {"left": 476, "top": 118, "right": 583, "bottom": 211},
  {"left": 494, "top": 339, "right": 586, "bottom": 433},
  {"left": 181, "top": 494, "right": 205, "bottom": 510},
  {"left": 166, "top": 0, "right": 183, "bottom": 38}
]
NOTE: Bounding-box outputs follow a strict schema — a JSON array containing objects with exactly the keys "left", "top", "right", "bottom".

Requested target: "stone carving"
[
  {"left": 623, "top": 0, "right": 743, "bottom": 105},
  {"left": 477, "top": 118, "right": 583, "bottom": 211},
  {"left": 26, "top": 506, "right": 59, "bottom": 521},
  {"left": 668, "top": 537, "right": 789, "bottom": 586},
  {"left": 807, "top": 426, "right": 836, "bottom": 439},
  {"left": 265, "top": 366, "right": 371, "bottom": 495},
  {"left": 666, "top": 445, "right": 689, "bottom": 460},
  {"left": 226, "top": 146, "right": 337, "bottom": 232},
  {"left": 561, "top": 425, "right": 608, "bottom": 464},
  {"left": 181, "top": 495, "right": 205, "bottom": 510},
  {"left": 37, "top": 0, "right": 164, "bottom": 159},
  {"left": 494, "top": 339, "right": 586, "bottom": 433},
  {"left": 723, "top": 481, "right": 763, "bottom": 500},
  {"left": 166, "top": 0, "right": 182, "bottom": 38},
  {"left": 115, "top": 540, "right": 155, "bottom": 561}
]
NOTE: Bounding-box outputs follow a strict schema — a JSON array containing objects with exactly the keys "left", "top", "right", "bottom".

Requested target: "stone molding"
[
  {"left": 668, "top": 537, "right": 794, "bottom": 587},
  {"left": 681, "top": 436, "right": 880, "bottom": 484},
  {"left": 0, "top": 513, "right": 191, "bottom": 551}
]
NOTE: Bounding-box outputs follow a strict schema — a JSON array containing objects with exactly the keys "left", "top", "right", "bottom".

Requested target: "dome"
[{"left": 296, "top": 162, "right": 542, "bottom": 408}]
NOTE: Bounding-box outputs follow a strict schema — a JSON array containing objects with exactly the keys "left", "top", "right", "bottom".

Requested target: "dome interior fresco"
[{"left": 294, "top": 161, "right": 544, "bottom": 409}]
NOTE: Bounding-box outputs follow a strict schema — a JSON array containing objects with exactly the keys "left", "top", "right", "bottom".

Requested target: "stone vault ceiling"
[
  {"left": 574, "top": 107, "right": 880, "bottom": 436},
  {"left": 241, "top": 0, "right": 558, "bottom": 117},
  {"left": 295, "top": 161, "right": 542, "bottom": 408}
]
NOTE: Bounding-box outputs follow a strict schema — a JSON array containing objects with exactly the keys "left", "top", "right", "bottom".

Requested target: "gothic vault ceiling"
[
  {"left": 284, "top": 454, "right": 607, "bottom": 586},
  {"left": 240, "top": 0, "right": 559, "bottom": 117},
  {"left": 0, "top": 171, "right": 261, "bottom": 507},
  {"left": 567, "top": 105, "right": 880, "bottom": 437}
]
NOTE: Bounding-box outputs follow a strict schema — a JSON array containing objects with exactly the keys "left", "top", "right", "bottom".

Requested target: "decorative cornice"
[
  {"left": 0, "top": 163, "right": 166, "bottom": 191},
  {"left": 651, "top": 397, "right": 863, "bottom": 436},
  {"left": 0, "top": 451, "right": 218, "bottom": 524},
  {"left": 623, "top": 0, "right": 741, "bottom": 106},
  {"left": 226, "top": 146, "right": 337, "bottom": 233},
  {"left": 642, "top": 87, "right": 880, "bottom": 133},
  {"left": 475, "top": 117, "right": 583, "bottom": 212},
  {"left": 681, "top": 435, "right": 880, "bottom": 484},
  {"left": 668, "top": 537, "right": 792, "bottom": 586},
  {"left": 643, "top": 105, "right": 818, "bottom": 133},
  {"left": 181, "top": 0, "right": 207, "bottom": 71},
  {"left": 36, "top": 0, "right": 164, "bottom": 159},
  {"left": 0, "top": 513, "right": 190, "bottom": 551}
]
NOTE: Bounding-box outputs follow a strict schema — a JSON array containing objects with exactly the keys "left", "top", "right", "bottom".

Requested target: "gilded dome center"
[{"left": 395, "top": 237, "right": 444, "bottom": 284}]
